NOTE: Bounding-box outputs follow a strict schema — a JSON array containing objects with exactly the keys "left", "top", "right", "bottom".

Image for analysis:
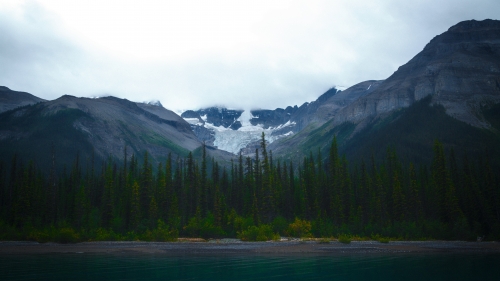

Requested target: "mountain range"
[
  {"left": 1, "top": 19, "right": 499, "bottom": 171},
  {"left": 0, "top": 87, "right": 233, "bottom": 171},
  {"left": 271, "top": 19, "right": 500, "bottom": 165}
]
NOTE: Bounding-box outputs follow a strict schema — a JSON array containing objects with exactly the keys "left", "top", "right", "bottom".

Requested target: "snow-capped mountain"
[
  {"left": 1, "top": 19, "right": 499, "bottom": 174},
  {"left": 143, "top": 100, "right": 163, "bottom": 107},
  {"left": 180, "top": 87, "right": 351, "bottom": 155},
  {"left": 181, "top": 106, "right": 298, "bottom": 154}
]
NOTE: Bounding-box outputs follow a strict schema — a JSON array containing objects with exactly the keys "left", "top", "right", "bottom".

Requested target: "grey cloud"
[
  {"left": 0, "top": 4, "right": 84, "bottom": 99},
  {"left": 1, "top": 0, "right": 499, "bottom": 112}
]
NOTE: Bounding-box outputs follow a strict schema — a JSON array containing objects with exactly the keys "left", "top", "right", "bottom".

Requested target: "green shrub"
[
  {"left": 338, "top": 234, "right": 351, "bottom": 244},
  {"left": 184, "top": 217, "right": 202, "bottom": 237},
  {"left": 452, "top": 217, "right": 471, "bottom": 240},
  {"left": 318, "top": 237, "right": 331, "bottom": 244},
  {"left": 238, "top": 226, "right": 261, "bottom": 241},
  {"left": 27, "top": 229, "right": 51, "bottom": 243},
  {"left": 378, "top": 237, "right": 390, "bottom": 243},
  {"left": 111, "top": 217, "right": 125, "bottom": 233},
  {"left": 92, "top": 228, "right": 122, "bottom": 241},
  {"left": 0, "top": 221, "right": 22, "bottom": 240},
  {"left": 56, "top": 228, "right": 80, "bottom": 243},
  {"left": 371, "top": 234, "right": 390, "bottom": 243},
  {"left": 272, "top": 216, "right": 288, "bottom": 235},
  {"left": 124, "top": 231, "right": 140, "bottom": 241},
  {"left": 183, "top": 214, "right": 224, "bottom": 239},
  {"left": 312, "top": 219, "right": 335, "bottom": 238},
  {"left": 287, "top": 218, "right": 312, "bottom": 238},
  {"left": 238, "top": 225, "right": 278, "bottom": 241},
  {"left": 151, "top": 220, "right": 178, "bottom": 241}
]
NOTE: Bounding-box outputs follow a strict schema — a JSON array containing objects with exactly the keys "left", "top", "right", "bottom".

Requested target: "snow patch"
[
  {"left": 274, "top": 120, "right": 296, "bottom": 130},
  {"left": 211, "top": 127, "right": 285, "bottom": 154},
  {"left": 183, "top": 118, "right": 202, "bottom": 126},
  {"left": 204, "top": 122, "right": 230, "bottom": 132},
  {"left": 367, "top": 84, "right": 372, "bottom": 90},
  {"left": 237, "top": 110, "right": 254, "bottom": 127},
  {"left": 202, "top": 109, "right": 295, "bottom": 154}
]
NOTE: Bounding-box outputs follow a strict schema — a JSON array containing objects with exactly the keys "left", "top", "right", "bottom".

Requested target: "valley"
[{"left": 0, "top": 19, "right": 499, "bottom": 243}]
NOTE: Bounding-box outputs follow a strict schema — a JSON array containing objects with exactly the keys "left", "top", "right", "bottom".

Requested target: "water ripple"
[{"left": 1, "top": 252, "right": 499, "bottom": 281}]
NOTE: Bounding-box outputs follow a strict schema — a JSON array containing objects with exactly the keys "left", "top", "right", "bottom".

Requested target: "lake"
[{"left": 1, "top": 252, "right": 499, "bottom": 280}]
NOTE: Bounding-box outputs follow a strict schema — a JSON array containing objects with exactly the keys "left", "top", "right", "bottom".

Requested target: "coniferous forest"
[{"left": 1, "top": 133, "right": 499, "bottom": 242}]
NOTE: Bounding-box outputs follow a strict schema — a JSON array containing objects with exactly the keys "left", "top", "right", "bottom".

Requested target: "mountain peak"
[
  {"left": 144, "top": 100, "right": 163, "bottom": 107},
  {"left": 448, "top": 19, "right": 500, "bottom": 32}
]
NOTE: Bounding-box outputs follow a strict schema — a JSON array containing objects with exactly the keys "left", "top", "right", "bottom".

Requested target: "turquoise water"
[{"left": 1, "top": 253, "right": 499, "bottom": 280}]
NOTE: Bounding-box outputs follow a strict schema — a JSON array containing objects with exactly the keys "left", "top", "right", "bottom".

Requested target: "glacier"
[{"left": 184, "top": 109, "right": 295, "bottom": 154}]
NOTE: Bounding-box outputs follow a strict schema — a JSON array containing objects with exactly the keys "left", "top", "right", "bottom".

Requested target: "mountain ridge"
[
  {"left": 269, "top": 19, "right": 500, "bottom": 164},
  {"left": 1, "top": 19, "right": 499, "bottom": 168},
  {"left": 0, "top": 86, "right": 46, "bottom": 113},
  {"left": 0, "top": 88, "right": 234, "bottom": 171},
  {"left": 328, "top": 19, "right": 500, "bottom": 129}
]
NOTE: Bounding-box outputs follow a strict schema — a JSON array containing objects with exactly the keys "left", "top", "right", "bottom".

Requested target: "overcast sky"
[{"left": 0, "top": 0, "right": 499, "bottom": 112}]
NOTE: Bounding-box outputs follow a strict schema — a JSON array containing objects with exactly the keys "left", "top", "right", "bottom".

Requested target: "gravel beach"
[{"left": 1, "top": 240, "right": 499, "bottom": 255}]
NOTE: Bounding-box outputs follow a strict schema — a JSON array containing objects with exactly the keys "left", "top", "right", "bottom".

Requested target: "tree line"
[{"left": 0, "top": 133, "right": 499, "bottom": 242}]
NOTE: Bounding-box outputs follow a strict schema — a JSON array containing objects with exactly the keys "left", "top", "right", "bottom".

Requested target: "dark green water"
[{"left": 1, "top": 253, "right": 499, "bottom": 280}]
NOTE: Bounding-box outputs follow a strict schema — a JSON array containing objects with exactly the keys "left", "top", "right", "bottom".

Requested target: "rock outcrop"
[
  {"left": 250, "top": 106, "right": 299, "bottom": 129},
  {"left": 182, "top": 107, "right": 244, "bottom": 129},
  {"left": 269, "top": 19, "right": 500, "bottom": 161},
  {"left": 332, "top": 19, "right": 500, "bottom": 128}
]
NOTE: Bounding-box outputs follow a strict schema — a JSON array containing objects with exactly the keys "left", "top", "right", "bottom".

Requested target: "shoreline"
[{"left": 1, "top": 240, "right": 499, "bottom": 255}]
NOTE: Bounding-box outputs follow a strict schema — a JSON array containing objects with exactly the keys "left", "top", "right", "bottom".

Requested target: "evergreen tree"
[
  {"left": 140, "top": 151, "right": 153, "bottom": 220},
  {"left": 392, "top": 171, "right": 406, "bottom": 222},
  {"left": 431, "top": 140, "right": 462, "bottom": 223},
  {"left": 156, "top": 162, "right": 167, "bottom": 221},
  {"left": 149, "top": 196, "right": 158, "bottom": 228},
  {"left": 165, "top": 153, "right": 174, "bottom": 221},
  {"left": 244, "top": 156, "right": 254, "bottom": 217},
  {"left": 129, "top": 181, "right": 141, "bottom": 230},
  {"left": 101, "top": 162, "right": 114, "bottom": 228},
  {"left": 214, "top": 184, "right": 222, "bottom": 227},
  {"left": 408, "top": 163, "right": 423, "bottom": 222},
  {"left": 260, "top": 132, "right": 275, "bottom": 224},
  {"left": 201, "top": 143, "right": 208, "bottom": 216},
  {"left": 236, "top": 152, "right": 244, "bottom": 214},
  {"left": 75, "top": 183, "right": 90, "bottom": 229}
]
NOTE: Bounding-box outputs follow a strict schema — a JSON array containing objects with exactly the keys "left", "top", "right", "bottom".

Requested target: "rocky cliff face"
[
  {"left": 182, "top": 107, "right": 244, "bottom": 129},
  {"left": 181, "top": 107, "right": 245, "bottom": 147},
  {"left": 332, "top": 19, "right": 500, "bottom": 129},
  {"left": 250, "top": 106, "right": 298, "bottom": 129},
  {"left": 269, "top": 19, "right": 500, "bottom": 161},
  {"left": 287, "top": 82, "right": 383, "bottom": 132}
]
